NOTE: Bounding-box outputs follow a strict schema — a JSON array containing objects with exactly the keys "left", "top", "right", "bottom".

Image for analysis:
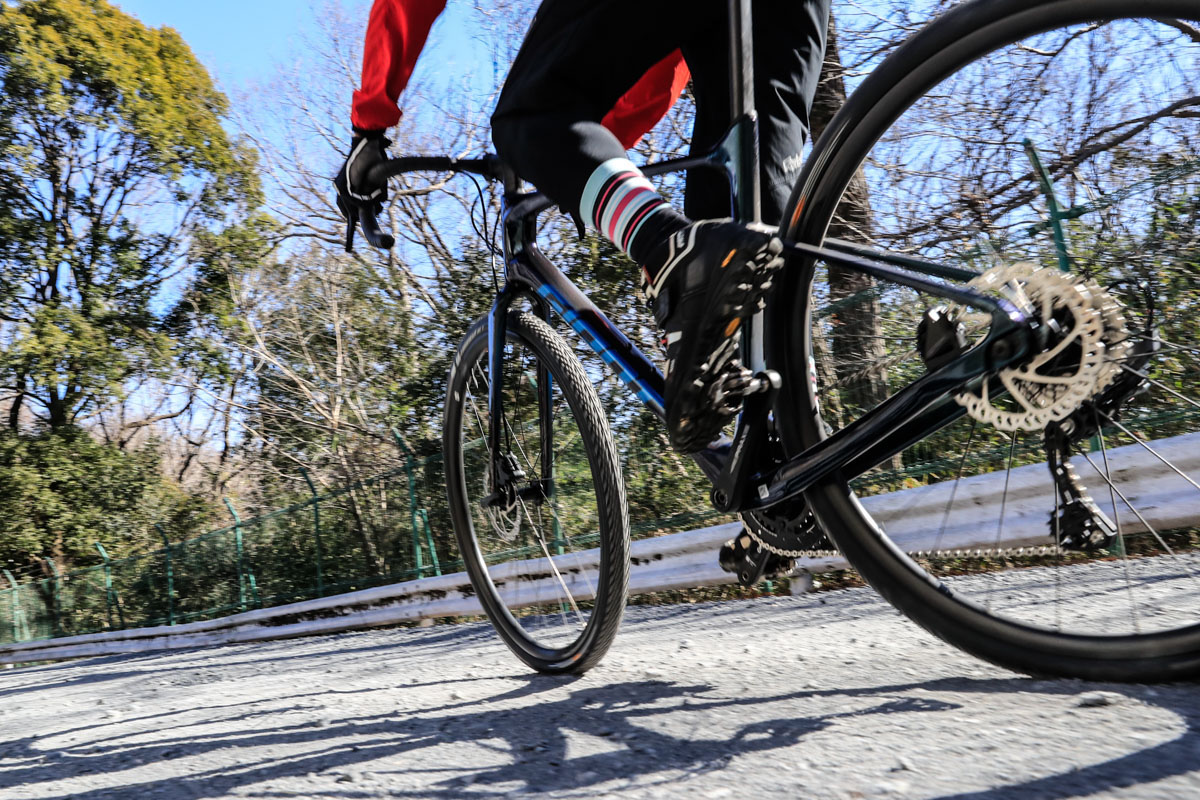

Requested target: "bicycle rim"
[
  {"left": 774, "top": 0, "right": 1200, "bottom": 679},
  {"left": 444, "top": 312, "right": 629, "bottom": 673}
]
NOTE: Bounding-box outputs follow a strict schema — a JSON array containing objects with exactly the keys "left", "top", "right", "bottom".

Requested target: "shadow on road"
[{"left": 2, "top": 670, "right": 1198, "bottom": 799}]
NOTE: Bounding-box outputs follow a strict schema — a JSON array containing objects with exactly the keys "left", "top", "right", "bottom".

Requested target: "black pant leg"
[
  {"left": 683, "top": 0, "right": 830, "bottom": 225},
  {"left": 491, "top": 0, "right": 828, "bottom": 225},
  {"left": 491, "top": 0, "right": 719, "bottom": 217}
]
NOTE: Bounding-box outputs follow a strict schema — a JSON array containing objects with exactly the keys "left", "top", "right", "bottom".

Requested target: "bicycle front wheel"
[
  {"left": 775, "top": 0, "right": 1200, "bottom": 680},
  {"left": 444, "top": 311, "right": 630, "bottom": 673}
]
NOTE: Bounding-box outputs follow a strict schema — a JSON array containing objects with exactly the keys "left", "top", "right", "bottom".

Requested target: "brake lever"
[{"left": 357, "top": 205, "right": 395, "bottom": 251}]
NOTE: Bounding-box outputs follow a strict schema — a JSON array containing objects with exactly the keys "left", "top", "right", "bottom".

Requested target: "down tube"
[{"left": 520, "top": 249, "right": 666, "bottom": 420}]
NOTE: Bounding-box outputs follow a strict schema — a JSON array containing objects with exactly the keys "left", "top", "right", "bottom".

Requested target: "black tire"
[
  {"left": 774, "top": 0, "right": 1200, "bottom": 680},
  {"left": 444, "top": 311, "right": 630, "bottom": 673}
]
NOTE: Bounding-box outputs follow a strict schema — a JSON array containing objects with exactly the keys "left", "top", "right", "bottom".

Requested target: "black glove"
[{"left": 333, "top": 127, "right": 391, "bottom": 223}]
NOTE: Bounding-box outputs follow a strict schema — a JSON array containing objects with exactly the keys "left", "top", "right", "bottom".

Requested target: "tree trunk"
[
  {"left": 339, "top": 454, "right": 387, "bottom": 577},
  {"left": 8, "top": 373, "right": 24, "bottom": 430},
  {"left": 809, "top": 15, "right": 891, "bottom": 426}
]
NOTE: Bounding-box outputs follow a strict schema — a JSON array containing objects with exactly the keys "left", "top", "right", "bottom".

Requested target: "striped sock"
[{"left": 581, "top": 158, "right": 688, "bottom": 273}]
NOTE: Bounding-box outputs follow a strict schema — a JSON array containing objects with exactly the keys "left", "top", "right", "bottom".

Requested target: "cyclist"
[{"left": 335, "top": 0, "right": 831, "bottom": 453}]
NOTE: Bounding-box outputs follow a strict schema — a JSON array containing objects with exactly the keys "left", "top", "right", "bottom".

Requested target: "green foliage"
[
  {"left": 0, "top": 426, "right": 211, "bottom": 571},
  {"left": 165, "top": 211, "right": 279, "bottom": 383}
]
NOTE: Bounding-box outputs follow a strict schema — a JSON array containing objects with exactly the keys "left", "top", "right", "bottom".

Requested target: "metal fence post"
[
  {"left": 392, "top": 430, "right": 425, "bottom": 578},
  {"left": 299, "top": 467, "right": 325, "bottom": 596},
  {"left": 1022, "top": 138, "right": 1072, "bottom": 274},
  {"left": 223, "top": 498, "right": 249, "bottom": 612},
  {"left": 3, "top": 569, "right": 27, "bottom": 643},
  {"left": 44, "top": 557, "right": 63, "bottom": 638},
  {"left": 93, "top": 543, "right": 125, "bottom": 630},
  {"left": 156, "top": 524, "right": 175, "bottom": 626},
  {"left": 1024, "top": 139, "right": 1102, "bottom": 453},
  {"left": 419, "top": 509, "right": 441, "bottom": 576}
]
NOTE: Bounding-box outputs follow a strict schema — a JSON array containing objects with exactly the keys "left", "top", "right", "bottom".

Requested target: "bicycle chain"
[{"left": 739, "top": 505, "right": 1066, "bottom": 561}]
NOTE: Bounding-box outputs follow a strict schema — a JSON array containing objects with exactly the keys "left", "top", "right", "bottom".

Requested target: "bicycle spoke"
[
  {"left": 1099, "top": 410, "right": 1200, "bottom": 495},
  {"left": 1126, "top": 333, "right": 1200, "bottom": 358},
  {"left": 520, "top": 496, "right": 584, "bottom": 625},
  {"left": 1076, "top": 450, "right": 1200, "bottom": 588},
  {"left": 1119, "top": 364, "right": 1200, "bottom": 413},
  {"left": 935, "top": 418, "right": 978, "bottom": 553},
  {"left": 541, "top": 499, "right": 599, "bottom": 600},
  {"left": 1094, "top": 413, "right": 1141, "bottom": 635},
  {"left": 985, "top": 432, "right": 1020, "bottom": 614}
]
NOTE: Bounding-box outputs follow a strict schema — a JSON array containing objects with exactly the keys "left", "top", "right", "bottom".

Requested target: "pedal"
[
  {"left": 709, "top": 368, "right": 781, "bottom": 415},
  {"left": 718, "top": 531, "right": 794, "bottom": 587}
]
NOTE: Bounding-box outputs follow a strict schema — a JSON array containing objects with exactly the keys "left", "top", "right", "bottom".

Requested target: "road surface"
[{"left": 2, "top": 579, "right": 1198, "bottom": 799}]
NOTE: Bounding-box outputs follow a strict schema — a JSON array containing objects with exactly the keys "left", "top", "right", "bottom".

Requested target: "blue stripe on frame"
[{"left": 535, "top": 285, "right": 664, "bottom": 411}]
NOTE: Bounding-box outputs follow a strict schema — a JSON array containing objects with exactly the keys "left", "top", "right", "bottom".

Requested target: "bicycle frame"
[{"left": 477, "top": 0, "right": 1040, "bottom": 516}]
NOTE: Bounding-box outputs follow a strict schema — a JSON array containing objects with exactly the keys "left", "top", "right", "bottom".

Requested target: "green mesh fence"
[{"left": 0, "top": 425, "right": 726, "bottom": 647}]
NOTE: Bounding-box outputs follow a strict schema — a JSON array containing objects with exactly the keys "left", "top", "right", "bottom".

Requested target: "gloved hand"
[{"left": 333, "top": 127, "right": 391, "bottom": 222}]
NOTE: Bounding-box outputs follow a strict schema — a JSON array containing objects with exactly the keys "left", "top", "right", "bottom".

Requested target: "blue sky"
[
  {"left": 112, "top": 0, "right": 319, "bottom": 89},
  {"left": 111, "top": 1, "right": 498, "bottom": 106}
]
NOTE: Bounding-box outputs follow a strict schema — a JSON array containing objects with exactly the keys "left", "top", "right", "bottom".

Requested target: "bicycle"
[{"left": 348, "top": 0, "right": 1200, "bottom": 681}]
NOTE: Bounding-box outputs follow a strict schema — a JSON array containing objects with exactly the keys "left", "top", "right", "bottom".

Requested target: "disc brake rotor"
[
  {"left": 483, "top": 471, "right": 523, "bottom": 542},
  {"left": 952, "top": 264, "right": 1130, "bottom": 432},
  {"left": 781, "top": 265, "right": 1135, "bottom": 563}
]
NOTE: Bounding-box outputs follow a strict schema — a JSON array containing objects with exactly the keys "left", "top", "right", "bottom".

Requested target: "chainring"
[{"left": 741, "top": 499, "right": 832, "bottom": 557}]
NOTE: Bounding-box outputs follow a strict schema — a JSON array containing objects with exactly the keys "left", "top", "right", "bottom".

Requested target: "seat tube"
[
  {"left": 729, "top": 0, "right": 754, "bottom": 121},
  {"left": 728, "top": 0, "right": 760, "bottom": 224},
  {"left": 729, "top": 0, "right": 766, "bottom": 370}
]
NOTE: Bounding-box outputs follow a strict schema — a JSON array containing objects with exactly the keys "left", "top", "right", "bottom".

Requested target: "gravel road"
[{"left": 2, "top": 576, "right": 1199, "bottom": 800}]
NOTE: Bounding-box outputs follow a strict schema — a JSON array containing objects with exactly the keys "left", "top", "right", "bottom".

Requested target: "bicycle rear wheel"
[
  {"left": 774, "top": 0, "right": 1200, "bottom": 680},
  {"left": 444, "top": 311, "right": 629, "bottom": 673}
]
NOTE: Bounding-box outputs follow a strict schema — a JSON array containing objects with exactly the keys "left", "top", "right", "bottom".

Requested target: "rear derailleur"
[{"left": 1044, "top": 325, "right": 1159, "bottom": 552}]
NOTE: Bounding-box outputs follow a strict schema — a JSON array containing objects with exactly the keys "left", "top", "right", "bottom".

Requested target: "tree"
[
  {"left": 0, "top": 0, "right": 263, "bottom": 568},
  {"left": 0, "top": 0, "right": 261, "bottom": 431},
  {"left": 807, "top": 12, "right": 890, "bottom": 429},
  {"left": 0, "top": 426, "right": 212, "bottom": 569}
]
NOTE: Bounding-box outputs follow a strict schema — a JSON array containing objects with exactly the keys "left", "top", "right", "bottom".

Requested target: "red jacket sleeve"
[
  {"left": 351, "top": 0, "right": 447, "bottom": 131},
  {"left": 602, "top": 50, "right": 691, "bottom": 150},
  {"left": 353, "top": 6, "right": 689, "bottom": 146}
]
